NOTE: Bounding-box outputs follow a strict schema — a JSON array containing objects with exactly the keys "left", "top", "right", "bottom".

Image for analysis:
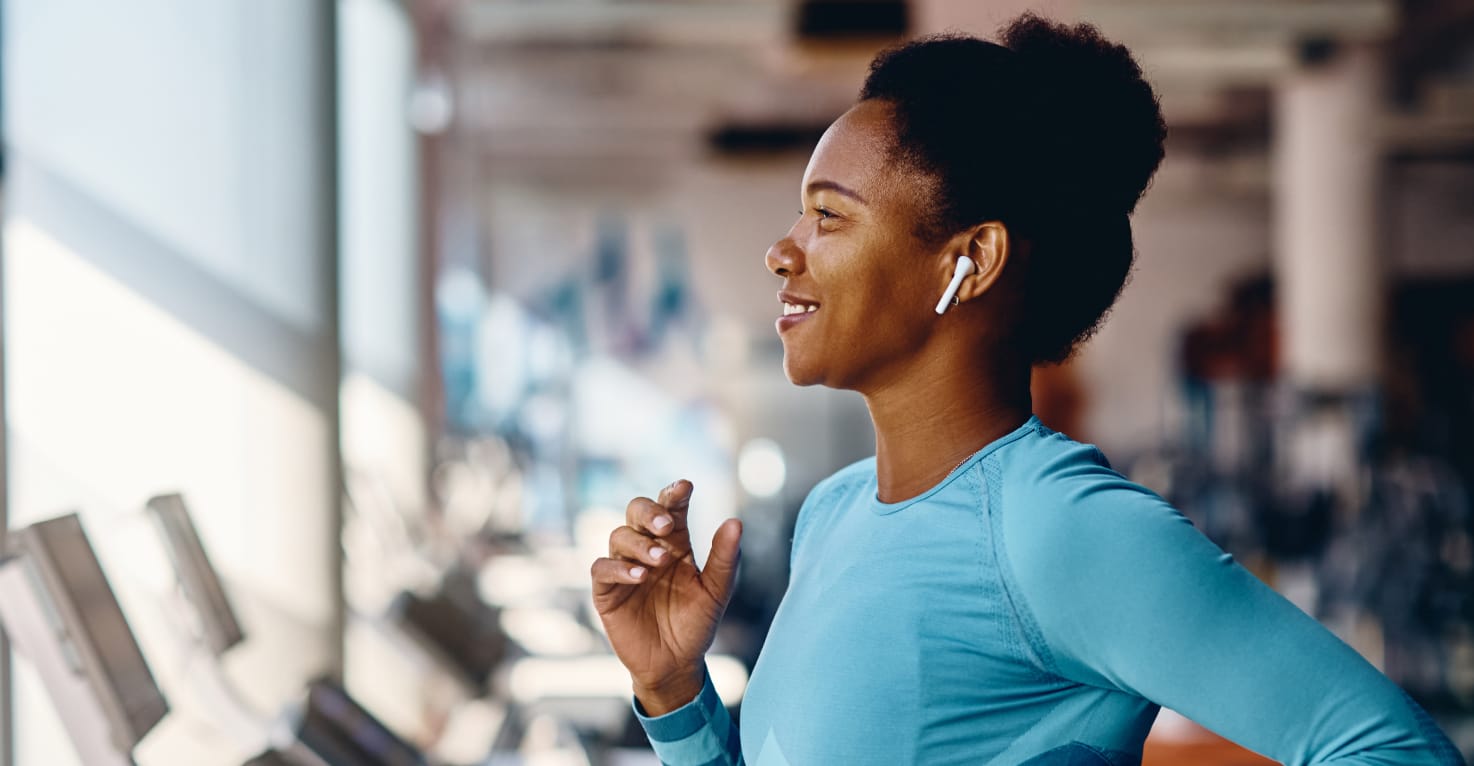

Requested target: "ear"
[{"left": 948, "top": 221, "right": 1010, "bottom": 304}]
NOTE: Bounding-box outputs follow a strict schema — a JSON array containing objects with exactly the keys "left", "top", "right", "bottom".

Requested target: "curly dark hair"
[{"left": 859, "top": 13, "right": 1167, "bottom": 364}]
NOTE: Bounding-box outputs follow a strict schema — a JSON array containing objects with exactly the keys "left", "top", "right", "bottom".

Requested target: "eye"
[{"left": 798, "top": 206, "right": 840, "bottom": 224}]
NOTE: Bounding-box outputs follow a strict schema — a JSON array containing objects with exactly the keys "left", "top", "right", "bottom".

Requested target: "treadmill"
[
  {"left": 147, "top": 493, "right": 429, "bottom": 766},
  {"left": 0, "top": 513, "right": 169, "bottom": 766}
]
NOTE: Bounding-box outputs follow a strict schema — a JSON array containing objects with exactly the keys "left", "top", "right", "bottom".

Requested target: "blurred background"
[{"left": 0, "top": 0, "right": 1471, "bottom": 764}]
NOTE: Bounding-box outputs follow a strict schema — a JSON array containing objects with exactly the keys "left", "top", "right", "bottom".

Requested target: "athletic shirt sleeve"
[
  {"left": 998, "top": 440, "right": 1462, "bottom": 765},
  {"left": 634, "top": 668, "right": 743, "bottom": 766}
]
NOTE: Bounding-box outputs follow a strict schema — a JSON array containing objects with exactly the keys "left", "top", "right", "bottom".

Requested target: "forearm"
[
  {"left": 634, "top": 666, "right": 707, "bottom": 717},
  {"left": 1303, "top": 688, "right": 1461, "bottom": 766}
]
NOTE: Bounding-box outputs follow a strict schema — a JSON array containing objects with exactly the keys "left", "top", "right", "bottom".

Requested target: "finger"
[
  {"left": 657, "top": 479, "right": 694, "bottom": 519},
  {"left": 608, "top": 526, "right": 676, "bottom": 567},
  {"left": 625, "top": 488, "right": 690, "bottom": 537},
  {"left": 624, "top": 496, "right": 675, "bottom": 536},
  {"left": 591, "top": 556, "right": 648, "bottom": 593},
  {"left": 700, "top": 518, "right": 743, "bottom": 605}
]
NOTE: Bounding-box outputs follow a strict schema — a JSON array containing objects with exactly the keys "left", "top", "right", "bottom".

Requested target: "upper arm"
[{"left": 1002, "top": 463, "right": 1459, "bottom": 765}]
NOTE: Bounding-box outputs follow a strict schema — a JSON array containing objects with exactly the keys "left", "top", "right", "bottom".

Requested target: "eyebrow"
[{"left": 805, "top": 179, "right": 868, "bottom": 205}]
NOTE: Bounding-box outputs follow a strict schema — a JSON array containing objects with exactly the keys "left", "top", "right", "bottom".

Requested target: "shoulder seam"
[{"left": 982, "top": 452, "right": 1064, "bottom": 681}]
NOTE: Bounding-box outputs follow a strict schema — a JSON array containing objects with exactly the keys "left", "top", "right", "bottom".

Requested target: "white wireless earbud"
[{"left": 934, "top": 256, "right": 978, "bottom": 315}]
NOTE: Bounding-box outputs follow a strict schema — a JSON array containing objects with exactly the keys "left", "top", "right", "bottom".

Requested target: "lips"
[{"left": 776, "top": 291, "right": 820, "bottom": 333}]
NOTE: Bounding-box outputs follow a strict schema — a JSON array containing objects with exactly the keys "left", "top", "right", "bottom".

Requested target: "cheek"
[
  {"left": 832, "top": 260, "right": 933, "bottom": 350},
  {"left": 859, "top": 254, "right": 932, "bottom": 319},
  {"left": 811, "top": 226, "right": 934, "bottom": 333}
]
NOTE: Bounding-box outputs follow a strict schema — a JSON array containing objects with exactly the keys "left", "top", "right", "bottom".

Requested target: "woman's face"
[{"left": 766, "top": 100, "right": 950, "bottom": 390}]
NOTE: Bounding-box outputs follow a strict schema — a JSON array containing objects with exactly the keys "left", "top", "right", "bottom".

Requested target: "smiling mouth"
[{"left": 783, "top": 302, "right": 819, "bottom": 316}]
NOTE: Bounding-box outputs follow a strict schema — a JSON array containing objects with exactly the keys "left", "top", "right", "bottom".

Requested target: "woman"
[{"left": 589, "top": 13, "right": 1461, "bottom": 765}]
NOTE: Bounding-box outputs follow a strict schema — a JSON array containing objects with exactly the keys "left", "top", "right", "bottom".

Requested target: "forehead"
[{"left": 802, "top": 100, "right": 902, "bottom": 196}]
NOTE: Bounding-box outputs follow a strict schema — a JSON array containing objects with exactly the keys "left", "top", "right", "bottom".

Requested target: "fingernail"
[
  {"left": 629, "top": 566, "right": 646, "bottom": 579},
  {"left": 652, "top": 516, "right": 671, "bottom": 532},
  {"left": 648, "top": 546, "right": 666, "bottom": 561}
]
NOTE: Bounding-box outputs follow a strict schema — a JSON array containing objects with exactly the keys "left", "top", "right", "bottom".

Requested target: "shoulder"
[
  {"left": 792, "top": 456, "right": 874, "bottom": 545},
  {"left": 991, "top": 424, "right": 1212, "bottom": 622},
  {"left": 989, "top": 426, "right": 1230, "bottom": 682},
  {"left": 993, "top": 424, "right": 1189, "bottom": 544},
  {"left": 806, "top": 456, "right": 875, "bottom": 506}
]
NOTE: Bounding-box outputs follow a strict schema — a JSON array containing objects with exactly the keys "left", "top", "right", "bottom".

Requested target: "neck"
[{"left": 862, "top": 350, "right": 1032, "bottom": 504}]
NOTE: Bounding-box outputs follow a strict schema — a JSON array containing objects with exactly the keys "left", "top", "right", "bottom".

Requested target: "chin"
[{"left": 781, "top": 353, "right": 825, "bottom": 387}]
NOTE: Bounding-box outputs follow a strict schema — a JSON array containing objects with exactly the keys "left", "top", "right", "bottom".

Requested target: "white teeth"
[{"left": 783, "top": 303, "right": 819, "bottom": 316}]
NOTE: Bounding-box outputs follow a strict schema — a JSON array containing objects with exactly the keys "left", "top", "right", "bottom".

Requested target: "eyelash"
[{"left": 799, "top": 207, "right": 836, "bottom": 219}]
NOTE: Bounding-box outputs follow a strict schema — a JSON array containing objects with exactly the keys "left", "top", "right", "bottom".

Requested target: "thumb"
[{"left": 701, "top": 518, "right": 743, "bottom": 604}]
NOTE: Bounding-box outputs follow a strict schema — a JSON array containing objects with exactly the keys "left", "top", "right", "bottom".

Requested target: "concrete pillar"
[{"left": 1273, "top": 43, "right": 1386, "bottom": 392}]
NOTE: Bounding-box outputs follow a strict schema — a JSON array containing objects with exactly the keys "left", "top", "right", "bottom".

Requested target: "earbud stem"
[{"left": 934, "top": 257, "right": 977, "bottom": 315}]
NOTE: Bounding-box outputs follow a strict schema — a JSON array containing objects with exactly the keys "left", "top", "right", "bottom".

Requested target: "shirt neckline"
[{"left": 868, "top": 415, "right": 1041, "bottom": 515}]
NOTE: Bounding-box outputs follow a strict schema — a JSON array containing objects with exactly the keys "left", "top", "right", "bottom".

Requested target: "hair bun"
[{"left": 1001, "top": 13, "right": 1167, "bottom": 216}]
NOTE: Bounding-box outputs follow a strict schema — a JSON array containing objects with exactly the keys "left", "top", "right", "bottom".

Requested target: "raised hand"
[{"left": 590, "top": 479, "right": 743, "bottom": 715}]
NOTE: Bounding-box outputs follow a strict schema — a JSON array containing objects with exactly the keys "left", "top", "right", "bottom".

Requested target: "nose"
[{"left": 765, "top": 235, "right": 804, "bottom": 278}]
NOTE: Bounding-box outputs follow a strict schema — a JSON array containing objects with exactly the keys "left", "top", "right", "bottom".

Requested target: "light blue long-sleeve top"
[{"left": 636, "top": 416, "right": 1461, "bottom": 765}]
